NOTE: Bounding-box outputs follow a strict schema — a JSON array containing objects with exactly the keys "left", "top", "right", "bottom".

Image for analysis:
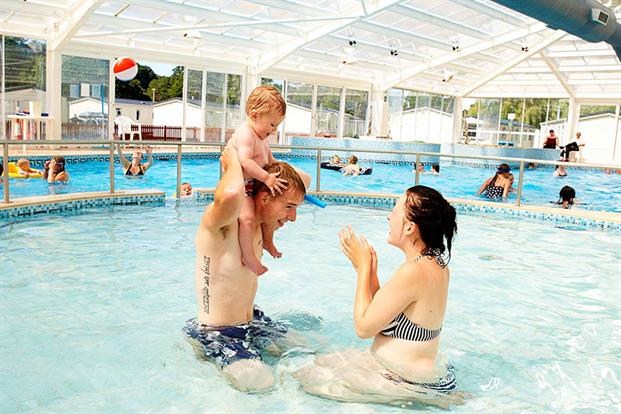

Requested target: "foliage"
[{"left": 5, "top": 37, "right": 46, "bottom": 91}]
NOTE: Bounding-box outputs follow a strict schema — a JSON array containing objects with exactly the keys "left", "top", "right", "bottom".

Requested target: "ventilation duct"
[{"left": 491, "top": 0, "right": 621, "bottom": 61}]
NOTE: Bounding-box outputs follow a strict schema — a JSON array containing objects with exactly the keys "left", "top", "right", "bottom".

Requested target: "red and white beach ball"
[{"left": 113, "top": 57, "right": 138, "bottom": 81}]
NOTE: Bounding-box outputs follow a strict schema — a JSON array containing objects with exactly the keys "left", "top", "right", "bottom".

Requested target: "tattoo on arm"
[{"left": 201, "top": 256, "right": 211, "bottom": 314}]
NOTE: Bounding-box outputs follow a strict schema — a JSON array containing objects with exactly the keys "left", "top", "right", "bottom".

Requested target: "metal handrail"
[{"left": 1, "top": 139, "right": 619, "bottom": 207}]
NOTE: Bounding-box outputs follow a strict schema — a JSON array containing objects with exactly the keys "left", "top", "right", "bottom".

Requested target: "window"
[{"left": 70, "top": 84, "right": 80, "bottom": 98}]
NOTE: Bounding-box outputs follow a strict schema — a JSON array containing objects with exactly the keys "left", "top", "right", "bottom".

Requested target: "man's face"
[{"left": 261, "top": 190, "right": 303, "bottom": 229}]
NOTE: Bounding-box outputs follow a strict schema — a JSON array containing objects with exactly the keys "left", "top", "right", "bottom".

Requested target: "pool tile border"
[
  {"left": 0, "top": 190, "right": 165, "bottom": 220},
  {"left": 195, "top": 190, "right": 621, "bottom": 231}
]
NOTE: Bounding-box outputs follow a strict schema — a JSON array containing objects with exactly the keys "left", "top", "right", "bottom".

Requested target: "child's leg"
[
  {"left": 262, "top": 222, "right": 282, "bottom": 258},
  {"left": 239, "top": 195, "right": 268, "bottom": 275}
]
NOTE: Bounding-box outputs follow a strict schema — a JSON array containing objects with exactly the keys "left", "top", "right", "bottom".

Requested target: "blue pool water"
[
  {"left": 1, "top": 202, "right": 619, "bottom": 413},
  {"left": 3, "top": 156, "right": 620, "bottom": 212}
]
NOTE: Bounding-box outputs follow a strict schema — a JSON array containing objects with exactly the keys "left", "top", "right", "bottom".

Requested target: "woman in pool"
[
  {"left": 43, "top": 156, "right": 69, "bottom": 183},
  {"left": 295, "top": 186, "right": 460, "bottom": 406},
  {"left": 556, "top": 185, "right": 575, "bottom": 208},
  {"left": 117, "top": 144, "right": 154, "bottom": 177},
  {"left": 477, "top": 163, "right": 512, "bottom": 200}
]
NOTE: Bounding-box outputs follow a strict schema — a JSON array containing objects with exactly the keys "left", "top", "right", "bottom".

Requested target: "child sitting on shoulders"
[{"left": 230, "top": 85, "right": 288, "bottom": 276}]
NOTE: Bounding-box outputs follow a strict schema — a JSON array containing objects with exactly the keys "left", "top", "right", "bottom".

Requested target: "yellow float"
[{"left": 7, "top": 162, "right": 43, "bottom": 179}]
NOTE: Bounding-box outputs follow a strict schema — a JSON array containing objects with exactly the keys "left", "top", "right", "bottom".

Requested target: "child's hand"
[{"left": 265, "top": 172, "right": 287, "bottom": 196}]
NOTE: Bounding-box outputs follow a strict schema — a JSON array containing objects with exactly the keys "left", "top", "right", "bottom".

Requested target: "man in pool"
[{"left": 184, "top": 143, "right": 310, "bottom": 392}]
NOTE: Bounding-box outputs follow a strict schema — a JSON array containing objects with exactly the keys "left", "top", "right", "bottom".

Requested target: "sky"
[{"left": 140, "top": 61, "right": 176, "bottom": 76}]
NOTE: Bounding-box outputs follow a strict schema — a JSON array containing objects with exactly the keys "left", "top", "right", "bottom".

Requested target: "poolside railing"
[{"left": 2, "top": 139, "right": 619, "bottom": 207}]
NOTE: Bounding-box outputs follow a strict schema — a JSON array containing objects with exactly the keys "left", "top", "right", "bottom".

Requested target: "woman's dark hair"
[
  {"left": 0, "top": 163, "right": 3, "bottom": 177},
  {"left": 549, "top": 129, "right": 555, "bottom": 133},
  {"left": 559, "top": 185, "right": 575, "bottom": 204},
  {"left": 489, "top": 163, "right": 510, "bottom": 187},
  {"left": 404, "top": 185, "right": 457, "bottom": 267},
  {"left": 43, "top": 156, "right": 66, "bottom": 179},
  {"left": 432, "top": 164, "right": 440, "bottom": 173}
]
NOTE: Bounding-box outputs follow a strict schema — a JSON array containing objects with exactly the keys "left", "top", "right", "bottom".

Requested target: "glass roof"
[{"left": 1, "top": 0, "right": 619, "bottom": 98}]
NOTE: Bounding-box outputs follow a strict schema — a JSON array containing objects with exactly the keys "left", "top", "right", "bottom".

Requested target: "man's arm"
[{"left": 201, "top": 144, "right": 245, "bottom": 230}]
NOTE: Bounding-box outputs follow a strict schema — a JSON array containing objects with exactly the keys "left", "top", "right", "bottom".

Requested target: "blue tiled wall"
[{"left": 440, "top": 144, "right": 560, "bottom": 169}]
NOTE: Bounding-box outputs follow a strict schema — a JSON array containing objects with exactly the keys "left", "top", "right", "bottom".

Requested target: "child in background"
[
  {"left": 180, "top": 182, "right": 192, "bottom": 197},
  {"left": 16, "top": 159, "right": 41, "bottom": 178},
  {"left": 431, "top": 164, "right": 440, "bottom": 174},
  {"left": 557, "top": 185, "right": 575, "bottom": 208},
  {"left": 232, "top": 85, "right": 288, "bottom": 276},
  {"left": 342, "top": 155, "right": 362, "bottom": 176}
]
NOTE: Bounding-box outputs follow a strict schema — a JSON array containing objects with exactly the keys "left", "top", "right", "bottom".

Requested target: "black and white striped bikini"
[{"left": 380, "top": 312, "right": 442, "bottom": 341}]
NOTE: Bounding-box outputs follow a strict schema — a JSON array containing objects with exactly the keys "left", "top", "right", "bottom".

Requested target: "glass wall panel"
[
  {"left": 226, "top": 74, "right": 242, "bottom": 141},
  {"left": 285, "top": 80, "right": 312, "bottom": 139},
  {"left": 477, "top": 98, "right": 501, "bottom": 144},
  {"left": 261, "top": 77, "right": 284, "bottom": 93},
  {"left": 402, "top": 90, "right": 417, "bottom": 140},
  {"left": 4, "top": 36, "right": 47, "bottom": 139},
  {"left": 61, "top": 55, "right": 109, "bottom": 140},
  {"left": 204, "top": 72, "right": 225, "bottom": 142},
  {"left": 185, "top": 69, "right": 203, "bottom": 142},
  {"left": 387, "top": 88, "right": 403, "bottom": 140},
  {"left": 580, "top": 104, "right": 616, "bottom": 117},
  {"left": 344, "top": 88, "right": 368, "bottom": 138},
  {"left": 316, "top": 85, "right": 341, "bottom": 137}
]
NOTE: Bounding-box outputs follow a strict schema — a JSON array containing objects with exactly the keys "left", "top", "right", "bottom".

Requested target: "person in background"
[
  {"left": 554, "top": 163, "right": 567, "bottom": 177},
  {"left": 329, "top": 155, "right": 344, "bottom": 166},
  {"left": 556, "top": 185, "right": 575, "bottom": 208},
  {"left": 181, "top": 182, "right": 193, "bottom": 197},
  {"left": 0, "top": 163, "right": 4, "bottom": 180},
  {"left": 117, "top": 145, "right": 154, "bottom": 177},
  {"left": 16, "top": 159, "right": 41, "bottom": 178},
  {"left": 431, "top": 164, "right": 440, "bottom": 175},
  {"left": 560, "top": 132, "right": 585, "bottom": 162},
  {"left": 543, "top": 129, "right": 558, "bottom": 149},
  {"left": 342, "top": 155, "right": 363, "bottom": 176},
  {"left": 43, "top": 156, "right": 69, "bottom": 183},
  {"left": 477, "top": 163, "right": 512, "bottom": 200}
]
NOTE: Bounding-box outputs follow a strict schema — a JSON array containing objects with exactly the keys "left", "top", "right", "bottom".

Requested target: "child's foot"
[
  {"left": 264, "top": 242, "right": 282, "bottom": 258},
  {"left": 242, "top": 255, "right": 268, "bottom": 276}
]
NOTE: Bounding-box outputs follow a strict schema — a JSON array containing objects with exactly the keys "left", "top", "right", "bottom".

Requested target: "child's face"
[
  {"left": 181, "top": 184, "right": 192, "bottom": 196},
  {"left": 250, "top": 111, "right": 283, "bottom": 139},
  {"left": 17, "top": 160, "right": 30, "bottom": 170}
]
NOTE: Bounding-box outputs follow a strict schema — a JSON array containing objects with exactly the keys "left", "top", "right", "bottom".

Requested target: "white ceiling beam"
[
  {"left": 539, "top": 52, "right": 574, "bottom": 98},
  {"left": 355, "top": 21, "right": 453, "bottom": 51},
  {"left": 0, "top": 0, "right": 70, "bottom": 16},
  {"left": 75, "top": 15, "right": 359, "bottom": 38},
  {"left": 114, "top": 0, "right": 298, "bottom": 37},
  {"left": 51, "top": 0, "right": 102, "bottom": 50},
  {"left": 379, "top": 22, "right": 550, "bottom": 90},
  {"left": 0, "top": 22, "right": 50, "bottom": 40},
  {"left": 255, "top": 0, "right": 401, "bottom": 73},
  {"left": 546, "top": 49, "right": 614, "bottom": 58},
  {"left": 451, "top": 0, "right": 530, "bottom": 27},
  {"left": 460, "top": 31, "right": 566, "bottom": 96},
  {"left": 446, "top": 62, "right": 488, "bottom": 75},
  {"left": 568, "top": 79, "right": 621, "bottom": 85},
  {"left": 557, "top": 65, "right": 621, "bottom": 72},
  {"left": 245, "top": 0, "right": 327, "bottom": 17},
  {"left": 393, "top": 4, "right": 490, "bottom": 40},
  {"left": 294, "top": 49, "right": 402, "bottom": 71}
]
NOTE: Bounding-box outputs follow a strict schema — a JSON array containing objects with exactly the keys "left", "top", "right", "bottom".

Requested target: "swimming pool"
[
  {"left": 4, "top": 156, "right": 621, "bottom": 212},
  {"left": 1, "top": 202, "right": 619, "bottom": 412}
]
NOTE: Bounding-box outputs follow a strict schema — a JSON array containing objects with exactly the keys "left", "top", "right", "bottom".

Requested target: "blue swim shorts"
[{"left": 183, "top": 306, "right": 288, "bottom": 369}]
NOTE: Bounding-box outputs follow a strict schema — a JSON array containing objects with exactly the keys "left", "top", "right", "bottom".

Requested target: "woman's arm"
[
  {"left": 142, "top": 147, "right": 154, "bottom": 171},
  {"left": 116, "top": 145, "right": 130, "bottom": 169},
  {"left": 477, "top": 177, "right": 491, "bottom": 194}
]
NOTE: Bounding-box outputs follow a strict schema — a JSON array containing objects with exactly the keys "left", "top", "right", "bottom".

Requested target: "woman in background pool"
[
  {"left": 43, "top": 156, "right": 69, "bottom": 183},
  {"left": 556, "top": 185, "right": 576, "bottom": 208},
  {"left": 117, "top": 144, "right": 154, "bottom": 177},
  {"left": 477, "top": 163, "right": 512, "bottom": 200},
  {"left": 295, "top": 186, "right": 460, "bottom": 406}
]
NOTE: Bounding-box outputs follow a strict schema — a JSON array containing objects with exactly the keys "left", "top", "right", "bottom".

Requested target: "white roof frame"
[
  {"left": 539, "top": 52, "right": 575, "bottom": 98},
  {"left": 51, "top": 0, "right": 102, "bottom": 50},
  {"left": 393, "top": 4, "right": 491, "bottom": 40}
]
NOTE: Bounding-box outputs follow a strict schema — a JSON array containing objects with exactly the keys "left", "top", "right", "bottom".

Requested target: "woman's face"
[
  {"left": 387, "top": 194, "right": 407, "bottom": 246},
  {"left": 132, "top": 152, "right": 142, "bottom": 163}
]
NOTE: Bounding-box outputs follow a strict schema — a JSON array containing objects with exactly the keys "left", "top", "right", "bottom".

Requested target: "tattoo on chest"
[{"left": 201, "top": 256, "right": 211, "bottom": 314}]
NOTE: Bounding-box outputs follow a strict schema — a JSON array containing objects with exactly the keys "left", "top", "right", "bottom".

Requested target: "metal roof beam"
[
  {"left": 393, "top": 4, "right": 490, "bottom": 40},
  {"left": 539, "top": 52, "right": 574, "bottom": 98},
  {"left": 52, "top": 0, "right": 102, "bottom": 50},
  {"left": 355, "top": 21, "right": 453, "bottom": 51},
  {"left": 255, "top": 0, "right": 401, "bottom": 73},
  {"left": 380, "top": 22, "right": 549, "bottom": 90},
  {"left": 245, "top": 0, "right": 327, "bottom": 17},
  {"left": 451, "top": 0, "right": 529, "bottom": 27},
  {"left": 460, "top": 31, "right": 566, "bottom": 96},
  {"left": 546, "top": 49, "right": 614, "bottom": 58},
  {"left": 0, "top": 0, "right": 70, "bottom": 16}
]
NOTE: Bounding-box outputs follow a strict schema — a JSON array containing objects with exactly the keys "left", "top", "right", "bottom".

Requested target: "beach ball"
[{"left": 113, "top": 57, "right": 138, "bottom": 81}]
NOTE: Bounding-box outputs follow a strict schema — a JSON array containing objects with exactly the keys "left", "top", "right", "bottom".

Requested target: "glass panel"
[
  {"left": 225, "top": 74, "right": 242, "bottom": 141},
  {"left": 61, "top": 55, "right": 109, "bottom": 140},
  {"left": 402, "top": 89, "right": 417, "bottom": 141},
  {"left": 476, "top": 98, "right": 500, "bottom": 145},
  {"left": 4, "top": 36, "right": 47, "bottom": 139},
  {"left": 387, "top": 88, "right": 403, "bottom": 140},
  {"left": 431, "top": 94, "right": 443, "bottom": 111},
  {"left": 580, "top": 104, "right": 616, "bottom": 117},
  {"left": 316, "top": 85, "right": 341, "bottom": 137},
  {"left": 499, "top": 98, "right": 524, "bottom": 147},
  {"left": 185, "top": 69, "right": 203, "bottom": 142},
  {"left": 343, "top": 89, "right": 368, "bottom": 138},
  {"left": 261, "top": 77, "right": 284, "bottom": 93},
  {"left": 204, "top": 71, "right": 225, "bottom": 142},
  {"left": 285, "top": 80, "right": 312, "bottom": 139}
]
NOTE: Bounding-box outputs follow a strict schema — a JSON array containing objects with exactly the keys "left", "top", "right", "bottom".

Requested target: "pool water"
[
  {"left": 4, "top": 157, "right": 621, "bottom": 212},
  {"left": 1, "top": 202, "right": 619, "bottom": 413}
]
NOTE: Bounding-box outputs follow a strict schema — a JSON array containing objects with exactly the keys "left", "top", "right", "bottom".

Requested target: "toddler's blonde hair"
[{"left": 246, "top": 85, "right": 286, "bottom": 116}]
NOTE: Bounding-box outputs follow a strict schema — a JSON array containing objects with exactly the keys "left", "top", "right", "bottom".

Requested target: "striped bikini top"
[{"left": 380, "top": 312, "right": 442, "bottom": 342}]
